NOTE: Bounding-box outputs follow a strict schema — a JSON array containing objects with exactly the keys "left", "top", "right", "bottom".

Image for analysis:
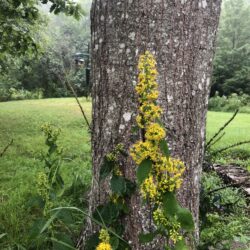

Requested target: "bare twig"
[
  {"left": 207, "top": 132, "right": 226, "bottom": 150},
  {"left": 57, "top": 73, "right": 92, "bottom": 133},
  {"left": 0, "top": 139, "right": 13, "bottom": 157},
  {"left": 212, "top": 140, "right": 250, "bottom": 155},
  {"left": 206, "top": 109, "right": 239, "bottom": 149},
  {"left": 65, "top": 78, "right": 92, "bottom": 132}
]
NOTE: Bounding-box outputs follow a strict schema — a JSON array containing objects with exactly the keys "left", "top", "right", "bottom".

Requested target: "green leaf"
[
  {"left": 110, "top": 236, "right": 120, "bottom": 250},
  {"left": 29, "top": 217, "right": 47, "bottom": 239},
  {"left": 137, "top": 158, "right": 152, "bottom": 184},
  {"left": 50, "top": 237, "right": 76, "bottom": 250},
  {"left": 93, "top": 202, "right": 120, "bottom": 225},
  {"left": 52, "top": 233, "right": 76, "bottom": 250},
  {"left": 57, "top": 209, "right": 74, "bottom": 224},
  {"left": 26, "top": 195, "right": 45, "bottom": 209},
  {"left": 0, "top": 233, "right": 7, "bottom": 239},
  {"left": 162, "top": 192, "right": 178, "bottom": 217},
  {"left": 173, "top": 239, "right": 188, "bottom": 250},
  {"left": 111, "top": 175, "right": 126, "bottom": 195},
  {"left": 139, "top": 232, "right": 157, "bottom": 243},
  {"left": 124, "top": 179, "right": 136, "bottom": 196},
  {"left": 40, "top": 210, "right": 60, "bottom": 234},
  {"left": 176, "top": 207, "right": 194, "bottom": 232},
  {"left": 85, "top": 233, "right": 99, "bottom": 250},
  {"left": 159, "top": 140, "right": 170, "bottom": 157},
  {"left": 99, "top": 158, "right": 115, "bottom": 180}
]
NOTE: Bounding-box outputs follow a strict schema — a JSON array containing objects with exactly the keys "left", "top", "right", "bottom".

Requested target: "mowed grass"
[
  {"left": 1, "top": 99, "right": 250, "bottom": 193},
  {"left": 0, "top": 98, "right": 92, "bottom": 193},
  {"left": 0, "top": 99, "right": 249, "bottom": 193},
  {"left": 207, "top": 111, "right": 250, "bottom": 150}
]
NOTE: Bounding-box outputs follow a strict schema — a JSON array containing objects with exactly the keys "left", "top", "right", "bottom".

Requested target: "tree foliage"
[
  {"left": 212, "top": 0, "right": 250, "bottom": 96},
  {"left": 0, "top": 2, "right": 91, "bottom": 99},
  {"left": 0, "top": 0, "right": 83, "bottom": 58}
]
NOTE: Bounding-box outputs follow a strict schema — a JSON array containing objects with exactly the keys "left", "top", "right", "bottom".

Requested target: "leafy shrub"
[
  {"left": 0, "top": 88, "right": 11, "bottom": 102},
  {"left": 0, "top": 124, "right": 89, "bottom": 249},
  {"left": 9, "top": 88, "right": 44, "bottom": 101},
  {"left": 208, "top": 92, "right": 250, "bottom": 113},
  {"left": 0, "top": 88, "right": 44, "bottom": 102},
  {"left": 199, "top": 172, "right": 250, "bottom": 249}
]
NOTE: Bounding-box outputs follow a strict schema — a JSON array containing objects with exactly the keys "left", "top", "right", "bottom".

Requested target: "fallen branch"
[{"left": 0, "top": 139, "right": 13, "bottom": 157}]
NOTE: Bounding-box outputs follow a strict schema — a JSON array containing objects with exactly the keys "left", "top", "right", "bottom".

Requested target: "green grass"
[
  {"left": 0, "top": 99, "right": 249, "bottom": 196},
  {"left": 206, "top": 111, "right": 250, "bottom": 167},
  {"left": 0, "top": 98, "right": 92, "bottom": 191},
  {"left": 0, "top": 98, "right": 249, "bottom": 247}
]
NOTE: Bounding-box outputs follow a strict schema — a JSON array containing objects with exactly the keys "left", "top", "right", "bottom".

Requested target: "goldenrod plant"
[
  {"left": 130, "top": 51, "right": 194, "bottom": 248},
  {"left": 89, "top": 52, "right": 194, "bottom": 250}
]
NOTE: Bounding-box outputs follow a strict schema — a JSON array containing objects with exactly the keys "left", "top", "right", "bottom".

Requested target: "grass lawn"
[
  {"left": 206, "top": 111, "right": 250, "bottom": 167},
  {"left": 1, "top": 98, "right": 249, "bottom": 192},
  {"left": 0, "top": 98, "right": 92, "bottom": 193},
  {"left": 0, "top": 98, "right": 249, "bottom": 193},
  {"left": 0, "top": 98, "right": 249, "bottom": 247}
]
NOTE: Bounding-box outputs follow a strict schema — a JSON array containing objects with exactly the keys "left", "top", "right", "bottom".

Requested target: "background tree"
[
  {"left": 81, "top": 0, "right": 222, "bottom": 249},
  {"left": 211, "top": 0, "right": 250, "bottom": 96},
  {"left": 0, "top": 1, "right": 91, "bottom": 100}
]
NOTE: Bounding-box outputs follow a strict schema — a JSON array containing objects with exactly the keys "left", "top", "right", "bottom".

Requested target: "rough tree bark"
[{"left": 79, "top": 0, "right": 221, "bottom": 249}]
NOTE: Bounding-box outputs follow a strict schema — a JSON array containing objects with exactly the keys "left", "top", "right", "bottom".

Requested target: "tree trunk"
[{"left": 79, "top": 0, "right": 221, "bottom": 249}]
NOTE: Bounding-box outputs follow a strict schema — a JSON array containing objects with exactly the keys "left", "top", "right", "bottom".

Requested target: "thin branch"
[
  {"left": 57, "top": 72, "right": 92, "bottom": 133},
  {"left": 206, "top": 132, "right": 226, "bottom": 150},
  {"left": 206, "top": 109, "right": 239, "bottom": 149},
  {"left": 65, "top": 77, "right": 92, "bottom": 132},
  {"left": 0, "top": 139, "right": 13, "bottom": 157},
  {"left": 57, "top": 54, "right": 92, "bottom": 133},
  {"left": 212, "top": 140, "right": 250, "bottom": 155}
]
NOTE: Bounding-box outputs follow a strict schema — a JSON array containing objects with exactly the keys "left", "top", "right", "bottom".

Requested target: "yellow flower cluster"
[
  {"left": 37, "top": 172, "right": 49, "bottom": 200},
  {"left": 96, "top": 242, "right": 112, "bottom": 250},
  {"left": 130, "top": 141, "right": 159, "bottom": 165},
  {"left": 130, "top": 51, "right": 186, "bottom": 244},
  {"left": 135, "top": 51, "right": 162, "bottom": 128},
  {"left": 140, "top": 175, "right": 158, "bottom": 200},
  {"left": 130, "top": 51, "right": 185, "bottom": 200},
  {"left": 145, "top": 123, "right": 166, "bottom": 141},
  {"left": 153, "top": 209, "right": 183, "bottom": 243},
  {"left": 96, "top": 229, "right": 112, "bottom": 250},
  {"left": 37, "top": 172, "right": 52, "bottom": 215}
]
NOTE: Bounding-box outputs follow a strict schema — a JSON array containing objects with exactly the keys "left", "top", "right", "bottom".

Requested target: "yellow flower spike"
[
  {"left": 130, "top": 51, "right": 188, "bottom": 246},
  {"left": 96, "top": 229, "right": 112, "bottom": 250},
  {"left": 99, "top": 229, "right": 110, "bottom": 243}
]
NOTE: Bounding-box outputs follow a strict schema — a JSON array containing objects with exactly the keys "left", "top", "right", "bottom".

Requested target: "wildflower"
[
  {"left": 96, "top": 242, "right": 112, "bottom": 250},
  {"left": 99, "top": 229, "right": 110, "bottom": 243},
  {"left": 145, "top": 123, "right": 166, "bottom": 141},
  {"left": 141, "top": 175, "right": 158, "bottom": 200},
  {"left": 96, "top": 229, "right": 112, "bottom": 250}
]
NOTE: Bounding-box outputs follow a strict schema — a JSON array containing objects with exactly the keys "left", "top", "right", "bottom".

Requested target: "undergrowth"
[{"left": 0, "top": 124, "right": 90, "bottom": 249}]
